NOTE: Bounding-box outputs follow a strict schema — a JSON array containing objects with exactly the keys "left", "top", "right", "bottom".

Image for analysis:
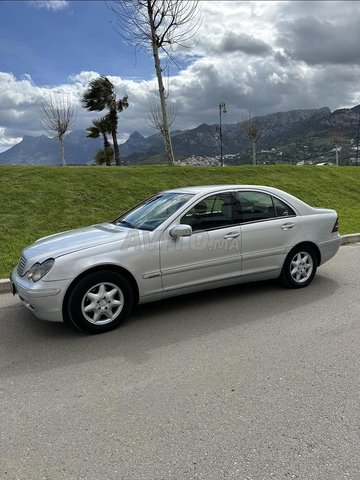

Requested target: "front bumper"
[{"left": 11, "top": 269, "right": 68, "bottom": 322}]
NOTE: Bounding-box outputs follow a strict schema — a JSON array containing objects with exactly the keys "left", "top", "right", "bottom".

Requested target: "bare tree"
[
  {"left": 243, "top": 114, "right": 263, "bottom": 165},
  {"left": 40, "top": 94, "right": 76, "bottom": 166},
  {"left": 148, "top": 100, "right": 177, "bottom": 135},
  {"left": 331, "top": 132, "right": 343, "bottom": 166},
  {"left": 109, "top": 0, "right": 200, "bottom": 165}
]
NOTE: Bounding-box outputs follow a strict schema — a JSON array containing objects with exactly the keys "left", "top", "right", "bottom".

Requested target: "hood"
[{"left": 24, "top": 223, "right": 131, "bottom": 259}]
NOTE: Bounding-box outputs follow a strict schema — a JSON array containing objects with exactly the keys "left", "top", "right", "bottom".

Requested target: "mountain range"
[{"left": 1, "top": 105, "right": 360, "bottom": 166}]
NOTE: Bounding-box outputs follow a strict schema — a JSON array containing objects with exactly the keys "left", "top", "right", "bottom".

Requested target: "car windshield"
[{"left": 113, "top": 192, "right": 194, "bottom": 231}]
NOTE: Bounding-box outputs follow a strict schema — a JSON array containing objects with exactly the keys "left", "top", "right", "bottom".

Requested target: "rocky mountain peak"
[{"left": 129, "top": 131, "right": 146, "bottom": 141}]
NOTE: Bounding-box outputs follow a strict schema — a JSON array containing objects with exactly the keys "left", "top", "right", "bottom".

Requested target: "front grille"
[{"left": 17, "top": 255, "right": 27, "bottom": 276}]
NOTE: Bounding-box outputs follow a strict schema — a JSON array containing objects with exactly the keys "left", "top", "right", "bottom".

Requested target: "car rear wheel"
[
  {"left": 67, "top": 271, "right": 134, "bottom": 333},
  {"left": 280, "top": 246, "right": 317, "bottom": 288}
]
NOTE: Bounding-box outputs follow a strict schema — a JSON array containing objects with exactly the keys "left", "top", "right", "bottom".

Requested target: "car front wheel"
[
  {"left": 67, "top": 271, "right": 134, "bottom": 333},
  {"left": 280, "top": 246, "right": 317, "bottom": 289}
]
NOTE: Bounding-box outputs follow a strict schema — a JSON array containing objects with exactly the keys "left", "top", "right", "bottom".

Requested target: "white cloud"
[
  {"left": 2, "top": 1, "right": 360, "bottom": 151},
  {"left": 0, "top": 127, "right": 22, "bottom": 150},
  {"left": 0, "top": 70, "right": 160, "bottom": 149},
  {"left": 27, "top": 1, "right": 69, "bottom": 12}
]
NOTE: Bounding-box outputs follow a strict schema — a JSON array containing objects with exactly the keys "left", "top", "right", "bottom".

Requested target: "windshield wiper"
[{"left": 116, "top": 220, "right": 136, "bottom": 229}]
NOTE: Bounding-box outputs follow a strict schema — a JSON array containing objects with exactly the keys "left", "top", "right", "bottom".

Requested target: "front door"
[{"left": 159, "top": 192, "right": 242, "bottom": 292}]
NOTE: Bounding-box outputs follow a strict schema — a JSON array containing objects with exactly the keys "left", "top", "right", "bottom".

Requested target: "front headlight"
[{"left": 26, "top": 259, "right": 55, "bottom": 282}]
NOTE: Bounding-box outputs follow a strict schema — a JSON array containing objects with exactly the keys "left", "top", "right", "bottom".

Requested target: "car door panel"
[
  {"left": 241, "top": 217, "right": 301, "bottom": 276},
  {"left": 160, "top": 226, "right": 242, "bottom": 291},
  {"left": 159, "top": 191, "right": 242, "bottom": 291}
]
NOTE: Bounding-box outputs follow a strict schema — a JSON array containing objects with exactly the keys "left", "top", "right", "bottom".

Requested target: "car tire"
[
  {"left": 280, "top": 246, "right": 317, "bottom": 289},
  {"left": 67, "top": 271, "right": 134, "bottom": 334}
]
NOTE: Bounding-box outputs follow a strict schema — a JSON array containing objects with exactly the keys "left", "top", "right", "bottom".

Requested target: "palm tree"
[
  {"left": 86, "top": 115, "right": 114, "bottom": 165},
  {"left": 82, "top": 76, "right": 128, "bottom": 166},
  {"left": 94, "top": 147, "right": 114, "bottom": 166}
]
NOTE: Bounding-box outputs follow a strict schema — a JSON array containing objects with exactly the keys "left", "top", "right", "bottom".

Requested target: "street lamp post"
[
  {"left": 356, "top": 118, "right": 360, "bottom": 165},
  {"left": 219, "top": 101, "right": 227, "bottom": 167}
]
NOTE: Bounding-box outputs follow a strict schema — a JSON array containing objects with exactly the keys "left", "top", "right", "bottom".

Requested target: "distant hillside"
[
  {"left": 124, "top": 106, "right": 360, "bottom": 165},
  {"left": 1, "top": 105, "right": 360, "bottom": 166},
  {"left": 0, "top": 130, "right": 101, "bottom": 166}
]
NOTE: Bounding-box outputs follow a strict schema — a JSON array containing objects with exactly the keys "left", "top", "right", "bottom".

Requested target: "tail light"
[{"left": 332, "top": 216, "right": 339, "bottom": 233}]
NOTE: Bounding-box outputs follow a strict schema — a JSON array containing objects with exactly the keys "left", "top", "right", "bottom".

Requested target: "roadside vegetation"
[{"left": 1, "top": 165, "right": 360, "bottom": 278}]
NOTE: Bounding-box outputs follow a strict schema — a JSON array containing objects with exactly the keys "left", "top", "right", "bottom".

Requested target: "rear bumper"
[{"left": 319, "top": 235, "right": 341, "bottom": 265}]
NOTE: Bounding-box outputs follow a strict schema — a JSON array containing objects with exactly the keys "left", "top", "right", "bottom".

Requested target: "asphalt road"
[{"left": 1, "top": 245, "right": 360, "bottom": 480}]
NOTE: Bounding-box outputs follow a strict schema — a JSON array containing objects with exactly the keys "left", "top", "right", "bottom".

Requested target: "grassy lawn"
[{"left": 1, "top": 165, "right": 359, "bottom": 279}]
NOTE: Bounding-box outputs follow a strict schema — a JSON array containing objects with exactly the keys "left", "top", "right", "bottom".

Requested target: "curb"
[
  {"left": 0, "top": 279, "right": 12, "bottom": 294},
  {"left": 1, "top": 234, "right": 360, "bottom": 295},
  {"left": 340, "top": 233, "right": 360, "bottom": 245}
]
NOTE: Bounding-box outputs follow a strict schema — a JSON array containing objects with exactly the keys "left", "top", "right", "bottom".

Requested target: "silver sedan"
[{"left": 11, "top": 185, "right": 341, "bottom": 333}]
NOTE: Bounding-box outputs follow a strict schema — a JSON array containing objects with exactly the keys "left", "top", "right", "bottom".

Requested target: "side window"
[
  {"left": 235, "top": 191, "right": 275, "bottom": 222},
  {"left": 273, "top": 197, "right": 296, "bottom": 217},
  {"left": 180, "top": 193, "right": 235, "bottom": 231},
  {"left": 234, "top": 191, "right": 297, "bottom": 223}
]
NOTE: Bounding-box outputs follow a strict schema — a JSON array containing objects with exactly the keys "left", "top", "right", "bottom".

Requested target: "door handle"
[
  {"left": 223, "top": 232, "right": 240, "bottom": 239},
  {"left": 281, "top": 223, "right": 295, "bottom": 230}
]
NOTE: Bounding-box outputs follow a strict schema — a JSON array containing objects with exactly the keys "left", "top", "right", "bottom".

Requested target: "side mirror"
[{"left": 169, "top": 224, "right": 192, "bottom": 239}]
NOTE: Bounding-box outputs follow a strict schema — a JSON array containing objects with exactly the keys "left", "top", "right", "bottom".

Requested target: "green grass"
[{"left": 1, "top": 165, "right": 359, "bottom": 278}]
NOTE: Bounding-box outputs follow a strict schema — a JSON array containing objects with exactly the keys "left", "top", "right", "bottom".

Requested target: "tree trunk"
[
  {"left": 59, "top": 134, "right": 66, "bottom": 166},
  {"left": 147, "top": 1, "right": 175, "bottom": 165},
  {"left": 335, "top": 148, "right": 339, "bottom": 166},
  {"left": 112, "top": 130, "right": 121, "bottom": 166},
  {"left": 102, "top": 133, "right": 111, "bottom": 166},
  {"left": 252, "top": 140, "right": 256, "bottom": 165},
  {"left": 110, "top": 108, "right": 121, "bottom": 166}
]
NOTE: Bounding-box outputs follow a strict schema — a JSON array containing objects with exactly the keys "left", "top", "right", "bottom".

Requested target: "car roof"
[
  {"left": 163, "top": 185, "right": 313, "bottom": 213},
  {"left": 165, "top": 185, "right": 286, "bottom": 195}
]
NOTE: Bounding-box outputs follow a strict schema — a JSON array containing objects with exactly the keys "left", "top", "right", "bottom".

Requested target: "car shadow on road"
[{"left": 0, "top": 272, "right": 340, "bottom": 378}]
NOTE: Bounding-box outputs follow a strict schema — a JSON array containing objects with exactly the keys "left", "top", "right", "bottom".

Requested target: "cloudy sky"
[{"left": 1, "top": 0, "right": 360, "bottom": 152}]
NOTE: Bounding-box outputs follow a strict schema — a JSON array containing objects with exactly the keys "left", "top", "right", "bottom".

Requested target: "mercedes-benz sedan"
[{"left": 11, "top": 185, "right": 341, "bottom": 333}]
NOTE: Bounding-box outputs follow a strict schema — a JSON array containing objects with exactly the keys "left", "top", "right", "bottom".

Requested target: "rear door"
[{"left": 234, "top": 190, "right": 302, "bottom": 276}]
